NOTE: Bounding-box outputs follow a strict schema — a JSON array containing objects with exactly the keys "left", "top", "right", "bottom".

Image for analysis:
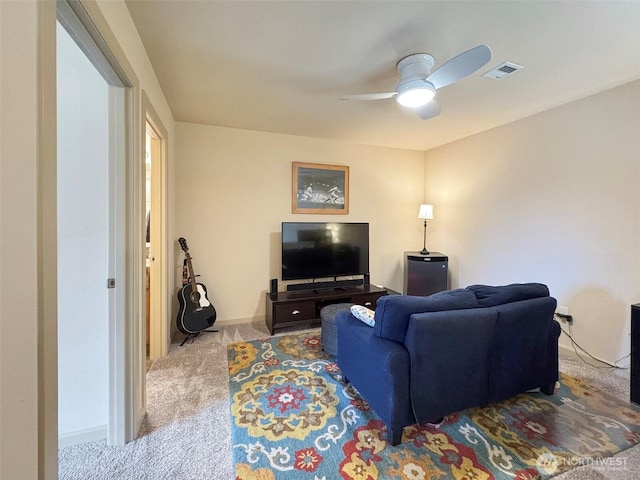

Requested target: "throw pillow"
[{"left": 351, "top": 305, "right": 375, "bottom": 327}]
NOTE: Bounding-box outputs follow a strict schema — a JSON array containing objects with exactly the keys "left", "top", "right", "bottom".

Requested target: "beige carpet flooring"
[{"left": 58, "top": 321, "right": 639, "bottom": 479}]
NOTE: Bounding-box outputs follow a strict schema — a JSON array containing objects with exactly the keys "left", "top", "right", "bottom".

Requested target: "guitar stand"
[{"left": 179, "top": 329, "right": 219, "bottom": 346}]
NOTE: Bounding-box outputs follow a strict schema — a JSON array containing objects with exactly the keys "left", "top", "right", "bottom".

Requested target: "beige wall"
[
  {"left": 0, "top": 2, "right": 50, "bottom": 478},
  {"left": 424, "top": 80, "right": 640, "bottom": 363},
  {"left": 1, "top": 0, "right": 175, "bottom": 477},
  {"left": 175, "top": 123, "right": 424, "bottom": 324}
]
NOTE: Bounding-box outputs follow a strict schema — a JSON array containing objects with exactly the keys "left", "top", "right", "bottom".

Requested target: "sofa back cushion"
[
  {"left": 374, "top": 289, "right": 479, "bottom": 343},
  {"left": 405, "top": 307, "right": 498, "bottom": 423},
  {"left": 466, "top": 283, "right": 549, "bottom": 307}
]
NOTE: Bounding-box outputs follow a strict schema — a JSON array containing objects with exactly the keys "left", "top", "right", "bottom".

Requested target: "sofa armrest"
[
  {"left": 335, "top": 311, "right": 414, "bottom": 436},
  {"left": 488, "top": 296, "right": 560, "bottom": 401}
]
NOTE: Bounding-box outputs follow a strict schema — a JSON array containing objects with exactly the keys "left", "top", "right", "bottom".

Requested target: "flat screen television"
[{"left": 281, "top": 222, "right": 369, "bottom": 281}]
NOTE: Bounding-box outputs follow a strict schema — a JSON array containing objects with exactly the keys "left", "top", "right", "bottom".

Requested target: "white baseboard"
[
  {"left": 559, "top": 343, "right": 630, "bottom": 379},
  {"left": 216, "top": 316, "right": 264, "bottom": 326},
  {"left": 58, "top": 424, "right": 107, "bottom": 449},
  {"left": 559, "top": 343, "right": 579, "bottom": 358},
  {"left": 559, "top": 342, "right": 611, "bottom": 363},
  {"left": 171, "top": 317, "right": 264, "bottom": 341},
  {"left": 559, "top": 342, "right": 620, "bottom": 366}
]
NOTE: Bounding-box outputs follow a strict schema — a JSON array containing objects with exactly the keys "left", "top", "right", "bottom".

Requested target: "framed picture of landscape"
[{"left": 292, "top": 162, "right": 349, "bottom": 214}]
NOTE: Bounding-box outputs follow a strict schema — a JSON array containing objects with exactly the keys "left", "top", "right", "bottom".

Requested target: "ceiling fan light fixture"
[
  {"left": 342, "top": 45, "right": 491, "bottom": 120},
  {"left": 395, "top": 79, "right": 436, "bottom": 108}
]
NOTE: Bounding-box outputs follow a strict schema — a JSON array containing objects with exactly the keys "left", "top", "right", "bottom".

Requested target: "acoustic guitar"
[{"left": 176, "top": 237, "right": 217, "bottom": 334}]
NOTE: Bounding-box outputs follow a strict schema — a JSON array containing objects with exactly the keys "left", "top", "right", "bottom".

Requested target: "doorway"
[
  {"left": 56, "top": 0, "right": 143, "bottom": 447},
  {"left": 144, "top": 95, "right": 170, "bottom": 361},
  {"left": 56, "top": 19, "right": 110, "bottom": 446},
  {"left": 146, "top": 126, "right": 152, "bottom": 363}
]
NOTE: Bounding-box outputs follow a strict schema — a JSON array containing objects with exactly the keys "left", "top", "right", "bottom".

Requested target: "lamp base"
[{"left": 420, "top": 248, "right": 430, "bottom": 255}]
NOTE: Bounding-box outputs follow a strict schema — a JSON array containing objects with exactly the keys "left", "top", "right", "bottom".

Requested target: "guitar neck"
[{"left": 185, "top": 252, "right": 198, "bottom": 289}]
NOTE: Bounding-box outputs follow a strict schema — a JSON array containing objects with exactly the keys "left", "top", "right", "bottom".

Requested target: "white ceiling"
[{"left": 125, "top": 0, "right": 640, "bottom": 151}]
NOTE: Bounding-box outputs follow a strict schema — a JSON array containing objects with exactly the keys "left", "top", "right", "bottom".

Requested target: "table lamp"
[{"left": 418, "top": 204, "right": 433, "bottom": 255}]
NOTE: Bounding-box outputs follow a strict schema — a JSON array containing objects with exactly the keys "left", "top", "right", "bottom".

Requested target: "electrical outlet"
[{"left": 555, "top": 306, "right": 574, "bottom": 324}]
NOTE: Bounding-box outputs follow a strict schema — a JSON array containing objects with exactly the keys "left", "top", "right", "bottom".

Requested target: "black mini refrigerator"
[{"left": 403, "top": 252, "right": 448, "bottom": 296}]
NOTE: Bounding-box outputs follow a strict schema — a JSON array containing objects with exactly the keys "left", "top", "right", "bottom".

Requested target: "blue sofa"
[{"left": 335, "top": 283, "right": 561, "bottom": 445}]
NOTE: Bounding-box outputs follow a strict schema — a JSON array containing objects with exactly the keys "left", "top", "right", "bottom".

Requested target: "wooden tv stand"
[{"left": 266, "top": 284, "right": 388, "bottom": 335}]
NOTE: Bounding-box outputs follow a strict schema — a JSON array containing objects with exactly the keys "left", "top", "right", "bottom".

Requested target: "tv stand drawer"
[{"left": 273, "top": 302, "right": 315, "bottom": 323}]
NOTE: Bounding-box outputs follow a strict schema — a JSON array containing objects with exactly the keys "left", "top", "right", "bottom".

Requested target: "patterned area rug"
[{"left": 228, "top": 331, "right": 640, "bottom": 479}]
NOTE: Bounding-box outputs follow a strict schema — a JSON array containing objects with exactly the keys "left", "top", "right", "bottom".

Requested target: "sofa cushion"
[
  {"left": 374, "top": 289, "right": 479, "bottom": 343},
  {"left": 466, "top": 283, "right": 549, "bottom": 307}
]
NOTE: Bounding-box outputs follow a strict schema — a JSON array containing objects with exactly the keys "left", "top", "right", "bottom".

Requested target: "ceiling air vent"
[{"left": 482, "top": 61, "right": 524, "bottom": 80}]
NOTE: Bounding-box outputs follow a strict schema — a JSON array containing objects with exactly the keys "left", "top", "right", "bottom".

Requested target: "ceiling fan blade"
[
  {"left": 415, "top": 100, "right": 441, "bottom": 120},
  {"left": 340, "top": 92, "right": 397, "bottom": 101},
  {"left": 426, "top": 45, "right": 491, "bottom": 90}
]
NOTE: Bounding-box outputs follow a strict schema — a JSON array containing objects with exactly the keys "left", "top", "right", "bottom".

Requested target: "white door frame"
[
  {"left": 143, "top": 92, "right": 170, "bottom": 359},
  {"left": 56, "top": 0, "right": 145, "bottom": 445}
]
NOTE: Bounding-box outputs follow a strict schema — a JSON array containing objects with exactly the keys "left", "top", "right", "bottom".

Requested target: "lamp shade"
[{"left": 418, "top": 204, "right": 434, "bottom": 220}]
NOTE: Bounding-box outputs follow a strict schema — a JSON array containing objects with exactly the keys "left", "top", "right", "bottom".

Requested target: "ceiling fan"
[{"left": 341, "top": 45, "right": 491, "bottom": 120}]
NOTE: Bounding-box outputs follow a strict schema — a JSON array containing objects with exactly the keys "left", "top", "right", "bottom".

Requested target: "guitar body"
[{"left": 176, "top": 282, "right": 217, "bottom": 334}]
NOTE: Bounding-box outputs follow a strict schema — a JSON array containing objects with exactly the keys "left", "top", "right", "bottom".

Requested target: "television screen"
[{"left": 282, "top": 222, "right": 369, "bottom": 281}]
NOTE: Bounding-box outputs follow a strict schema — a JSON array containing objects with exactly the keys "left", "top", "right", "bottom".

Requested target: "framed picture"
[{"left": 292, "top": 162, "right": 349, "bottom": 214}]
